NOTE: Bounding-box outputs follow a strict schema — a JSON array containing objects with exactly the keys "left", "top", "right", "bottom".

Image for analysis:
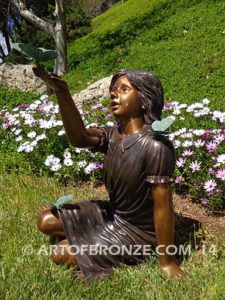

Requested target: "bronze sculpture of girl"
[{"left": 33, "top": 64, "right": 186, "bottom": 281}]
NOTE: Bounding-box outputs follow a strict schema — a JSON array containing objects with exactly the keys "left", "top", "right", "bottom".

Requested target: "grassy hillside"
[{"left": 66, "top": 0, "right": 225, "bottom": 109}]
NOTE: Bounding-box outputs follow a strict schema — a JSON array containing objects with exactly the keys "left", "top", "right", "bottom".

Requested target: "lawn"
[{"left": 0, "top": 173, "right": 225, "bottom": 299}]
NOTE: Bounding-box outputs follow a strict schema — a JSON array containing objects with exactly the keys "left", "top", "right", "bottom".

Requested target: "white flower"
[
  {"left": 36, "top": 133, "right": 46, "bottom": 141},
  {"left": 193, "top": 130, "right": 205, "bottom": 136},
  {"left": 64, "top": 158, "right": 73, "bottom": 166},
  {"left": 15, "top": 136, "right": 23, "bottom": 142},
  {"left": 180, "top": 133, "right": 193, "bottom": 138},
  {"left": 50, "top": 164, "right": 62, "bottom": 172},
  {"left": 58, "top": 129, "right": 65, "bottom": 136},
  {"left": 30, "top": 141, "right": 37, "bottom": 147},
  {"left": 34, "top": 100, "right": 41, "bottom": 105},
  {"left": 53, "top": 157, "right": 60, "bottom": 165},
  {"left": 14, "top": 129, "right": 22, "bottom": 136},
  {"left": 178, "top": 104, "right": 187, "bottom": 109},
  {"left": 75, "top": 148, "right": 81, "bottom": 153},
  {"left": 212, "top": 111, "right": 225, "bottom": 123},
  {"left": 86, "top": 122, "right": 98, "bottom": 128},
  {"left": 27, "top": 131, "right": 37, "bottom": 138},
  {"left": 40, "top": 94, "right": 48, "bottom": 101},
  {"left": 171, "top": 101, "right": 179, "bottom": 106},
  {"left": 182, "top": 140, "right": 193, "bottom": 147},
  {"left": 12, "top": 107, "right": 19, "bottom": 112},
  {"left": 29, "top": 103, "right": 38, "bottom": 110},
  {"left": 202, "top": 98, "right": 210, "bottom": 105},
  {"left": 106, "top": 121, "right": 114, "bottom": 126},
  {"left": 217, "top": 154, "right": 225, "bottom": 164},
  {"left": 24, "top": 145, "right": 34, "bottom": 153},
  {"left": 45, "top": 155, "right": 54, "bottom": 166},
  {"left": 63, "top": 151, "right": 71, "bottom": 159},
  {"left": 186, "top": 102, "right": 204, "bottom": 112},
  {"left": 55, "top": 120, "right": 63, "bottom": 126},
  {"left": 172, "top": 109, "right": 181, "bottom": 115},
  {"left": 84, "top": 163, "right": 95, "bottom": 174},
  {"left": 77, "top": 160, "right": 87, "bottom": 169},
  {"left": 214, "top": 134, "right": 225, "bottom": 144},
  {"left": 45, "top": 155, "right": 60, "bottom": 167},
  {"left": 173, "top": 140, "right": 181, "bottom": 148}
]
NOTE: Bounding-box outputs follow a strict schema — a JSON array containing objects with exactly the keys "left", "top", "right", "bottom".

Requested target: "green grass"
[
  {"left": 0, "top": 86, "right": 38, "bottom": 109},
  {"left": 65, "top": 0, "right": 225, "bottom": 110},
  {"left": 1, "top": 173, "right": 225, "bottom": 299}
]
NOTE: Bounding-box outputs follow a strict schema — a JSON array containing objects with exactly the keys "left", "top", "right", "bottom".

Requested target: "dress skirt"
[{"left": 58, "top": 200, "right": 156, "bottom": 281}]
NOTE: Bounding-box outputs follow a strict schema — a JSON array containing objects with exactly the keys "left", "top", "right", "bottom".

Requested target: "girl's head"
[{"left": 109, "top": 69, "right": 164, "bottom": 124}]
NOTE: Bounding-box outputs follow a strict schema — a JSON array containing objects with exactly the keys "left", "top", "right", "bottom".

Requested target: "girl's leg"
[
  {"left": 51, "top": 239, "right": 78, "bottom": 266},
  {"left": 37, "top": 206, "right": 65, "bottom": 237}
]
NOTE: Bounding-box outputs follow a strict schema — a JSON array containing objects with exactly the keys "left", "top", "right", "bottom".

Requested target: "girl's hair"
[{"left": 109, "top": 69, "right": 164, "bottom": 124}]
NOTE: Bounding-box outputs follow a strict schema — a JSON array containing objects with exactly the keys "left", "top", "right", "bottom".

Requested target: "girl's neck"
[{"left": 117, "top": 117, "right": 145, "bottom": 137}]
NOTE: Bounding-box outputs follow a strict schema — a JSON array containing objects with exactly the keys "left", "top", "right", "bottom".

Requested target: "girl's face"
[{"left": 110, "top": 76, "right": 142, "bottom": 120}]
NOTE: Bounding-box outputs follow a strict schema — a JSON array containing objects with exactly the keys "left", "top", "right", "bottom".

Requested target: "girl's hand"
[
  {"left": 32, "top": 63, "right": 69, "bottom": 93},
  {"left": 160, "top": 260, "right": 186, "bottom": 280}
]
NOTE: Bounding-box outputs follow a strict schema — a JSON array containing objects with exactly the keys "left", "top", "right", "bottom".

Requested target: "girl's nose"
[{"left": 110, "top": 91, "right": 118, "bottom": 99}]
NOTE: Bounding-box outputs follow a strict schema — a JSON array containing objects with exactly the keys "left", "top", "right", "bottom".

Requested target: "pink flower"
[
  {"left": 182, "top": 149, "right": 194, "bottom": 156},
  {"left": 2, "top": 123, "right": 10, "bottom": 129},
  {"left": 164, "top": 102, "right": 173, "bottom": 109},
  {"left": 201, "top": 198, "right": 209, "bottom": 206},
  {"left": 175, "top": 176, "right": 183, "bottom": 183},
  {"left": 105, "top": 113, "right": 112, "bottom": 120},
  {"left": 176, "top": 158, "right": 186, "bottom": 168},
  {"left": 204, "top": 180, "right": 217, "bottom": 192},
  {"left": 215, "top": 169, "right": 225, "bottom": 181},
  {"left": 189, "top": 161, "right": 201, "bottom": 172},
  {"left": 19, "top": 104, "right": 29, "bottom": 108},
  {"left": 194, "top": 181, "right": 202, "bottom": 190},
  {"left": 194, "top": 139, "right": 205, "bottom": 148},
  {"left": 206, "top": 141, "right": 217, "bottom": 153}
]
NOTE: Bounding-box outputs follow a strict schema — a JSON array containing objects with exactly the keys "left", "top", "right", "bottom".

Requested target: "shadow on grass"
[{"left": 174, "top": 213, "right": 202, "bottom": 264}]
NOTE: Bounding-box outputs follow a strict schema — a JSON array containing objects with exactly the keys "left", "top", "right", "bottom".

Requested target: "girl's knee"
[{"left": 37, "top": 209, "right": 56, "bottom": 235}]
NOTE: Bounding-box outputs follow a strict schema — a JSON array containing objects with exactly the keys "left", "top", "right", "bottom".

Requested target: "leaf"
[
  {"left": 43, "top": 199, "right": 55, "bottom": 206},
  {"left": 55, "top": 194, "right": 73, "bottom": 209},
  {"left": 38, "top": 48, "right": 57, "bottom": 61},
  {"left": 152, "top": 117, "right": 174, "bottom": 132},
  {"left": 12, "top": 43, "right": 56, "bottom": 62}
]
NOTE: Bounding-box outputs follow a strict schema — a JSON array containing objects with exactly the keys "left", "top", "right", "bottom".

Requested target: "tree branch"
[{"left": 12, "top": 0, "right": 55, "bottom": 36}]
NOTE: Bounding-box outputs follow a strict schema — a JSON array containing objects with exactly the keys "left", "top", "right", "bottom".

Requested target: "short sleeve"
[
  {"left": 144, "top": 135, "right": 176, "bottom": 184},
  {"left": 88, "top": 126, "right": 113, "bottom": 154}
]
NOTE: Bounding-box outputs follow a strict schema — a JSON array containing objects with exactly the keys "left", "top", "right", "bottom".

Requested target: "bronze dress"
[{"left": 59, "top": 125, "right": 176, "bottom": 280}]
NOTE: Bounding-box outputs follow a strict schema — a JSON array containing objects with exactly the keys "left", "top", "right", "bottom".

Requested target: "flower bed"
[{"left": 0, "top": 95, "right": 224, "bottom": 210}]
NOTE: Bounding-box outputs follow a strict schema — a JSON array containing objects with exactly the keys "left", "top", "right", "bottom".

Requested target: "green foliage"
[
  {"left": 66, "top": 0, "right": 225, "bottom": 109},
  {"left": 0, "top": 86, "right": 38, "bottom": 108},
  {"left": 66, "top": 6, "right": 92, "bottom": 42}
]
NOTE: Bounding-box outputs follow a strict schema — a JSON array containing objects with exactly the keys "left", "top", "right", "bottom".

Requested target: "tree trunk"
[
  {"left": 53, "top": 0, "right": 67, "bottom": 75},
  {"left": 11, "top": 0, "right": 68, "bottom": 75}
]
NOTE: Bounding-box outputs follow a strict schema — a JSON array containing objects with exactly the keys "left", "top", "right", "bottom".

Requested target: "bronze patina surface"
[{"left": 34, "top": 65, "right": 186, "bottom": 280}]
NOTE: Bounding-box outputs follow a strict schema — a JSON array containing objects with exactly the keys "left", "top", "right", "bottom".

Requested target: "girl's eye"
[{"left": 123, "top": 87, "right": 130, "bottom": 93}]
